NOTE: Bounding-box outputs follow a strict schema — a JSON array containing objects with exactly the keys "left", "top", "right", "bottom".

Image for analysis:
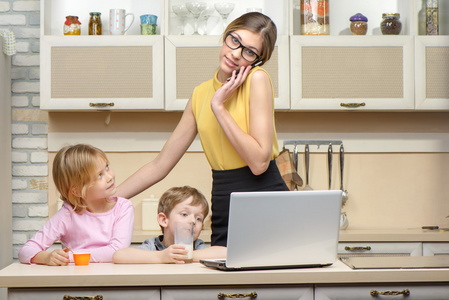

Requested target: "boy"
[{"left": 113, "top": 186, "right": 226, "bottom": 264}]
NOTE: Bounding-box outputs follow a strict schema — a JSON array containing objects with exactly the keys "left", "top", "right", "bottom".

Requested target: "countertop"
[
  {"left": 132, "top": 228, "right": 449, "bottom": 244},
  {"left": 1, "top": 261, "right": 449, "bottom": 288}
]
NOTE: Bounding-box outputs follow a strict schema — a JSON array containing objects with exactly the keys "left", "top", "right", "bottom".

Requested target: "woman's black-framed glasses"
[{"left": 225, "top": 32, "right": 261, "bottom": 63}]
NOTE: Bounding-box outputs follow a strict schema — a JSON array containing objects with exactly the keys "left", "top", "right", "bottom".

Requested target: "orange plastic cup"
[{"left": 73, "top": 253, "right": 91, "bottom": 266}]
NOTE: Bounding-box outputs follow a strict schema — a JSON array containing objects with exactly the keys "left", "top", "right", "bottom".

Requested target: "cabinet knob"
[{"left": 217, "top": 292, "right": 257, "bottom": 299}]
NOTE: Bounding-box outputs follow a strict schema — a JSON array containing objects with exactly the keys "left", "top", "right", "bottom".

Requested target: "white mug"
[{"left": 109, "top": 9, "right": 134, "bottom": 35}]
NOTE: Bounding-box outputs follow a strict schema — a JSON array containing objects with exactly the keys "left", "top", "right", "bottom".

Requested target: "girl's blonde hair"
[
  {"left": 158, "top": 186, "right": 209, "bottom": 232},
  {"left": 223, "top": 12, "right": 277, "bottom": 66},
  {"left": 53, "top": 144, "right": 109, "bottom": 214}
]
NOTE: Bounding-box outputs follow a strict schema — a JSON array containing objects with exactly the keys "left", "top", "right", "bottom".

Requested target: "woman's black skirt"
[{"left": 210, "top": 160, "right": 289, "bottom": 246}]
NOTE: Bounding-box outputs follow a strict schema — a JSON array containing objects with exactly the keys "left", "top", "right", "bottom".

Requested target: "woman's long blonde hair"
[
  {"left": 53, "top": 144, "right": 108, "bottom": 214},
  {"left": 223, "top": 12, "right": 277, "bottom": 66}
]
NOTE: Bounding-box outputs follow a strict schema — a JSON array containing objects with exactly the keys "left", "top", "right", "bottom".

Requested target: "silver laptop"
[{"left": 201, "top": 190, "right": 342, "bottom": 271}]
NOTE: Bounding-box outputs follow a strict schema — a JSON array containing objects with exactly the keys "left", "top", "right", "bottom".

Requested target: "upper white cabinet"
[
  {"left": 40, "top": 0, "right": 165, "bottom": 111},
  {"left": 290, "top": 36, "right": 415, "bottom": 111},
  {"left": 40, "top": 0, "right": 449, "bottom": 111},
  {"left": 40, "top": 35, "right": 165, "bottom": 111},
  {"left": 164, "top": 35, "right": 290, "bottom": 111},
  {"left": 289, "top": 0, "right": 448, "bottom": 111},
  {"left": 164, "top": 0, "right": 290, "bottom": 111},
  {"left": 415, "top": 37, "right": 449, "bottom": 110}
]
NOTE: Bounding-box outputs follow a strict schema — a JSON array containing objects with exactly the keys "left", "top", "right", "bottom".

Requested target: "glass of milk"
[{"left": 174, "top": 222, "right": 194, "bottom": 263}]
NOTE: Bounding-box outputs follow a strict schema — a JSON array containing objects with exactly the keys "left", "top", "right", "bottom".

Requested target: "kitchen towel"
[
  {"left": 0, "top": 29, "right": 16, "bottom": 56},
  {"left": 275, "top": 148, "right": 303, "bottom": 190}
]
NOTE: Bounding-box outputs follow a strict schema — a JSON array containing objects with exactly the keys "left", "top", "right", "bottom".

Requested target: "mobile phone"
[{"left": 226, "top": 60, "right": 264, "bottom": 81}]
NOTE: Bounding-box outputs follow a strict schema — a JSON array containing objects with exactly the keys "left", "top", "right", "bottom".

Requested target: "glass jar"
[
  {"left": 64, "top": 16, "right": 81, "bottom": 35},
  {"left": 380, "top": 13, "right": 402, "bottom": 35},
  {"left": 89, "top": 12, "right": 102, "bottom": 35},
  {"left": 300, "top": 0, "right": 329, "bottom": 35},
  {"left": 426, "top": 0, "right": 439, "bottom": 35},
  {"left": 349, "top": 13, "right": 368, "bottom": 35}
]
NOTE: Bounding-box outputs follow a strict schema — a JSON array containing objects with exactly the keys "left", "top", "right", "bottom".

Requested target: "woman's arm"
[
  {"left": 211, "top": 69, "right": 274, "bottom": 175},
  {"left": 193, "top": 246, "right": 227, "bottom": 262},
  {"left": 116, "top": 99, "right": 198, "bottom": 199}
]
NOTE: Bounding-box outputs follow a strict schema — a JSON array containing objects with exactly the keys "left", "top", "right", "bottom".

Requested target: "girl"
[
  {"left": 18, "top": 144, "right": 134, "bottom": 265},
  {"left": 116, "top": 12, "right": 287, "bottom": 248}
]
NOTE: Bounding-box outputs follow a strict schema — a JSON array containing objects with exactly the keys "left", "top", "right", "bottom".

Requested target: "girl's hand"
[
  {"left": 161, "top": 244, "right": 189, "bottom": 264},
  {"left": 45, "top": 248, "right": 70, "bottom": 266},
  {"left": 211, "top": 65, "right": 252, "bottom": 111}
]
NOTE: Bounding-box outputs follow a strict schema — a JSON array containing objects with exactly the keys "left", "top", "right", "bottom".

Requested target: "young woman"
[
  {"left": 19, "top": 144, "right": 134, "bottom": 265},
  {"left": 116, "top": 12, "right": 288, "bottom": 247}
]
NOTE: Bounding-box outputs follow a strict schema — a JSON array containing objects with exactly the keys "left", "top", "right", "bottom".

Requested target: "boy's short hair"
[
  {"left": 53, "top": 144, "right": 109, "bottom": 214},
  {"left": 158, "top": 186, "right": 209, "bottom": 229}
]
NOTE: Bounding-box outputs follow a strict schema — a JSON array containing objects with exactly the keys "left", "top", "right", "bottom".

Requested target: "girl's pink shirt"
[{"left": 18, "top": 197, "right": 134, "bottom": 264}]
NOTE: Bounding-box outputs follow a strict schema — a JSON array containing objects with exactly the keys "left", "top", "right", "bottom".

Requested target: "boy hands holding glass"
[{"left": 113, "top": 186, "right": 226, "bottom": 264}]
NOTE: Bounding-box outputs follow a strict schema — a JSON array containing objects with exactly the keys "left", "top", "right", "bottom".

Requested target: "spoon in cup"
[{"left": 57, "top": 237, "right": 74, "bottom": 254}]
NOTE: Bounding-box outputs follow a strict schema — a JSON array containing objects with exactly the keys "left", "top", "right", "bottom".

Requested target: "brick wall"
[{"left": 1, "top": 0, "right": 48, "bottom": 260}]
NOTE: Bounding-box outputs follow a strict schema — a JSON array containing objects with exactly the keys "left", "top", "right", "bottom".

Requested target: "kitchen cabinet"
[
  {"left": 338, "top": 242, "right": 422, "bottom": 258},
  {"left": 164, "top": 0, "right": 290, "bottom": 111},
  {"left": 164, "top": 35, "right": 290, "bottom": 111},
  {"left": 2, "top": 262, "right": 449, "bottom": 300},
  {"left": 161, "top": 286, "right": 313, "bottom": 300},
  {"left": 40, "top": 0, "right": 448, "bottom": 111},
  {"left": 423, "top": 242, "right": 449, "bottom": 256},
  {"left": 289, "top": 0, "right": 449, "bottom": 111},
  {"left": 290, "top": 36, "right": 415, "bottom": 111},
  {"left": 315, "top": 284, "right": 449, "bottom": 300},
  {"left": 40, "top": 36, "right": 164, "bottom": 111},
  {"left": 289, "top": 0, "right": 416, "bottom": 111},
  {"left": 415, "top": 37, "right": 449, "bottom": 110},
  {"left": 8, "top": 287, "right": 160, "bottom": 300},
  {"left": 40, "top": 0, "right": 165, "bottom": 111}
]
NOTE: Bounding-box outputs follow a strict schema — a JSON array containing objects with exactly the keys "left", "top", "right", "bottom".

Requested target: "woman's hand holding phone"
[
  {"left": 226, "top": 60, "right": 263, "bottom": 81},
  {"left": 212, "top": 65, "right": 252, "bottom": 111}
]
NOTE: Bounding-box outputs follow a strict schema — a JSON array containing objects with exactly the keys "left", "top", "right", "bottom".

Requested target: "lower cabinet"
[
  {"left": 8, "top": 287, "right": 160, "bottom": 300},
  {"left": 315, "top": 284, "right": 449, "bottom": 300},
  {"left": 338, "top": 242, "right": 422, "bottom": 258},
  {"left": 423, "top": 243, "right": 449, "bottom": 256},
  {"left": 161, "top": 285, "right": 313, "bottom": 300}
]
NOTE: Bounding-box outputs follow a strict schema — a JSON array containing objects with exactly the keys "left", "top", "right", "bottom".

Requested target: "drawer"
[
  {"left": 9, "top": 287, "right": 160, "bottom": 300},
  {"left": 338, "top": 242, "right": 422, "bottom": 258},
  {"left": 423, "top": 242, "right": 449, "bottom": 256},
  {"left": 315, "top": 284, "right": 449, "bottom": 300},
  {"left": 161, "top": 285, "right": 313, "bottom": 300}
]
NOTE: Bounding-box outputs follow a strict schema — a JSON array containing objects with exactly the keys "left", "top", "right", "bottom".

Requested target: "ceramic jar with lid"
[
  {"left": 64, "top": 16, "right": 81, "bottom": 35},
  {"left": 380, "top": 13, "right": 402, "bottom": 35},
  {"left": 349, "top": 13, "right": 368, "bottom": 35},
  {"left": 89, "top": 12, "right": 102, "bottom": 35}
]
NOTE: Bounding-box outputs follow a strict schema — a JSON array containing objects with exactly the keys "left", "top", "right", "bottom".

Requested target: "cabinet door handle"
[
  {"left": 89, "top": 102, "right": 115, "bottom": 108},
  {"left": 370, "top": 289, "right": 410, "bottom": 297},
  {"left": 217, "top": 292, "right": 257, "bottom": 299},
  {"left": 63, "top": 295, "right": 103, "bottom": 300},
  {"left": 344, "top": 246, "right": 372, "bottom": 251},
  {"left": 340, "top": 102, "right": 366, "bottom": 108}
]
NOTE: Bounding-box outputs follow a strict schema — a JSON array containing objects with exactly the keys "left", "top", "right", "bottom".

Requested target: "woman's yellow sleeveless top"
[{"left": 191, "top": 67, "right": 280, "bottom": 171}]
